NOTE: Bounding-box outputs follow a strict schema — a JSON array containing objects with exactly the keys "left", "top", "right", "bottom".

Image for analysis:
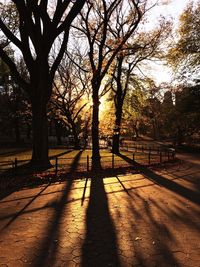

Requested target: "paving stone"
[{"left": 0, "top": 160, "right": 200, "bottom": 266}]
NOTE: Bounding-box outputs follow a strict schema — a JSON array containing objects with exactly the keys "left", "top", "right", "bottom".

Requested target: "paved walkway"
[{"left": 0, "top": 154, "right": 200, "bottom": 267}]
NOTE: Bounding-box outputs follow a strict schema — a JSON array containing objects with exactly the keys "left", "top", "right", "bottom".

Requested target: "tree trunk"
[
  {"left": 112, "top": 132, "right": 120, "bottom": 154},
  {"left": 71, "top": 123, "right": 80, "bottom": 150},
  {"left": 112, "top": 55, "right": 125, "bottom": 154},
  {"left": 91, "top": 88, "right": 101, "bottom": 170},
  {"left": 112, "top": 102, "right": 123, "bottom": 154},
  {"left": 55, "top": 121, "right": 63, "bottom": 145},
  {"left": 31, "top": 99, "right": 51, "bottom": 169}
]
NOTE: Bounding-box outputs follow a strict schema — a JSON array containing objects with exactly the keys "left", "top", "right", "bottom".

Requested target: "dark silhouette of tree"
[
  {"left": 0, "top": 56, "right": 31, "bottom": 143},
  {"left": 0, "top": 0, "right": 86, "bottom": 168},
  {"left": 74, "top": 0, "right": 144, "bottom": 170},
  {"left": 110, "top": 19, "right": 171, "bottom": 153}
]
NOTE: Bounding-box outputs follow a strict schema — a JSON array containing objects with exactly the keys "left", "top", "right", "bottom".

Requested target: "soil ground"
[{"left": 0, "top": 152, "right": 199, "bottom": 267}]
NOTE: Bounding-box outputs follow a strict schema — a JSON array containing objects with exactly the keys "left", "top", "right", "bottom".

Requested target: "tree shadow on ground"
[
  {"left": 113, "top": 171, "right": 199, "bottom": 266},
  {"left": 30, "top": 150, "right": 83, "bottom": 267},
  {"left": 0, "top": 150, "right": 83, "bottom": 265},
  {"left": 0, "top": 149, "right": 73, "bottom": 200},
  {"left": 0, "top": 147, "right": 31, "bottom": 157},
  {"left": 118, "top": 153, "right": 200, "bottom": 205},
  {"left": 0, "top": 183, "right": 51, "bottom": 232},
  {"left": 1, "top": 153, "right": 199, "bottom": 266},
  {"left": 48, "top": 149, "right": 73, "bottom": 160},
  {"left": 81, "top": 173, "right": 121, "bottom": 267},
  {"left": 125, "top": 188, "right": 182, "bottom": 267}
]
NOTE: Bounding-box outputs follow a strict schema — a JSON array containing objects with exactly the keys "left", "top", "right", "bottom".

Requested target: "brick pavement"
[{"left": 0, "top": 161, "right": 200, "bottom": 267}]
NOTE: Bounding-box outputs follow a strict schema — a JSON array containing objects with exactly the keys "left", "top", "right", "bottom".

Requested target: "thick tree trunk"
[
  {"left": 91, "top": 88, "right": 101, "bottom": 170},
  {"left": 112, "top": 132, "right": 120, "bottom": 154},
  {"left": 31, "top": 99, "right": 51, "bottom": 169}
]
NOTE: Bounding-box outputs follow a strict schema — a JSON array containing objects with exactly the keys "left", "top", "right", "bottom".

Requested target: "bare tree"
[
  {"left": 110, "top": 19, "right": 172, "bottom": 153},
  {"left": 74, "top": 0, "right": 145, "bottom": 170},
  {"left": 0, "top": 0, "right": 86, "bottom": 168},
  {"left": 51, "top": 53, "right": 89, "bottom": 149}
]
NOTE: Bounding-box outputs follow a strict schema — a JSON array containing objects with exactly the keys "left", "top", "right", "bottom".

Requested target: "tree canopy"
[{"left": 168, "top": 1, "right": 200, "bottom": 83}]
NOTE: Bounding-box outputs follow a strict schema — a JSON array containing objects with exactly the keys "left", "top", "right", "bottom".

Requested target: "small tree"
[{"left": 51, "top": 53, "right": 89, "bottom": 149}]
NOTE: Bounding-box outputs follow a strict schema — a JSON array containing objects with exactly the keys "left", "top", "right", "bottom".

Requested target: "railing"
[{"left": 0, "top": 147, "right": 175, "bottom": 177}]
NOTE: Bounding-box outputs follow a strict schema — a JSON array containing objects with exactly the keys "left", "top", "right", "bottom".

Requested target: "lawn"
[{"left": 0, "top": 144, "right": 175, "bottom": 176}]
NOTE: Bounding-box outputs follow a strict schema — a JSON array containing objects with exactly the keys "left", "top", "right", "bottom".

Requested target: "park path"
[{"left": 0, "top": 152, "right": 199, "bottom": 267}]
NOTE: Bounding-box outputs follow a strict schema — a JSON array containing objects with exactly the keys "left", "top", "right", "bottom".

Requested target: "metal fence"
[{"left": 0, "top": 146, "right": 175, "bottom": 177}]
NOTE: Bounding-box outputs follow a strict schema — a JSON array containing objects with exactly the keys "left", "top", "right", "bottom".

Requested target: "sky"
[
  {"left": 146, "top": 0, "right": 195, "bottom": 85},
  {"left": 0, "top": 0, "right": 195, "bottom": 85}
]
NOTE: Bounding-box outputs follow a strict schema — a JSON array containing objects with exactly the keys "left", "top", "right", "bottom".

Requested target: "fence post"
[
  {"left": 168, "top": 151, "right": 170, "bottom": 161},
  {"left": 112, "top": 153, "right": 114, "bottom": 169},
  {"left": 55, "top": 157, "right": 58, "bottom": 176},
  {"left": 160, "top": 151, "right": 162, "bottom": 163},
  {"left": 87, "top": 155, "right": 89, "bottom": 171},
  {"left": 148, "top": 151, "right": 151, "bottom": 165}
]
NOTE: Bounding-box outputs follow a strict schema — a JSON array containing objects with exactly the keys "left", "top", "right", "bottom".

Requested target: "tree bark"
[
  {"left": 112, "top": 56, "right": 124, "bottom": 154},
  {"left": 91, "top": 87, "right": 101, "bottom": 170},
  {"left": 112, "top": 105, "right": 122, "bottom": 154},
  {"left": 31, "top": 98, "right": 51, "bottom": 169},
  {"left": 71, "top": 123, "right": 80, "bottom": 150},
  {"left": 55, "top": 120, "right": 63, "bottom": 146}
]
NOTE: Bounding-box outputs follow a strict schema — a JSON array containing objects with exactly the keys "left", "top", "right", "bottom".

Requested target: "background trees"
[
  {"left": 74, "top": 0, "right": 153, "bottom": 169},
  {"left": 0, "top": 0, "right": 199, "bottom": 172},
  {"left": 109, "top": 18, "right": 171, "bottom": 153},
  {"left": 168, "top": 1, "right": 200, "bottom": 83},
  {"left": 51, "top": 53, "right": 89, "bottom": 149}
]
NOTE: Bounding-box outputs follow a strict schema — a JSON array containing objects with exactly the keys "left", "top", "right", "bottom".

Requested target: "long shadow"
[
  {"left": 0, "top": 183, "right": 50, "bottom": 231},
  {"left": 81, "top": 177, "right": 89, "bottom": 206},
  {"left": 118, "top": 153, "right": 200, "bottom": 205},
  {"left": 0, "top": 149, "right": 74, "bottom": 201},
  {"left": 0, "top": 149, "right": 72, "bottom": 176},
  {"left": 115, "top": 175, "right": 132, "bottom": 196},
  {"left": 48, "top": 149, "right": 73, "bottom": 160},
  {"left": 29, "top": 150, "right": 83, "bottom": 267},
  {"left": 126, "top": 192, "right": 182, "bottom": 267},
  {"left": 0, "top": 147, "right": 31, "bottom": 157},
  {"left": 81, "top": 174, "right": 121, "bottom": 267}
]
